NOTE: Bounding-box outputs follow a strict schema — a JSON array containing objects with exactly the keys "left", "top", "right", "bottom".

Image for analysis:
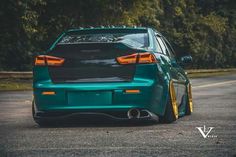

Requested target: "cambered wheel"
[
  {"left": 185, "top": 83, "right": 193, "bottom": 115},
  {"left": 160, "top": 80, "right": 178, "bottom": 123},
  {"left": 32, "top": 100, "right": 51, "bottom": 127}
]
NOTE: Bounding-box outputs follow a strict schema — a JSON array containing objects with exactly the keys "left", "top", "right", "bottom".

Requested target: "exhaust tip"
[{"left": 127, "top": 108, "right": 140, "bottom": 119}]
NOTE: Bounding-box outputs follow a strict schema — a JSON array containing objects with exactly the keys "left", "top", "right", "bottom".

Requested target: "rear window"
[{"left": 58, "top": 29, "right": 149, "bottom": 48}]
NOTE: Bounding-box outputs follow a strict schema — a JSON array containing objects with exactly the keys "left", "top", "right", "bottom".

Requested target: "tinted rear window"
[{"left": 58, "top": 29, "right": 149, "bottom": 48}]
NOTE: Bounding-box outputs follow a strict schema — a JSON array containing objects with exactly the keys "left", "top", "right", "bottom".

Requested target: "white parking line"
[{"left": 193, "top": 80, "right": 236, "bottom": 89}]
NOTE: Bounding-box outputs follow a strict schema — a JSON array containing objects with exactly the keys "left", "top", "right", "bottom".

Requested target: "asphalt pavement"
[{"left": 0, "top": 74, "right": 236, "bottom": 157}]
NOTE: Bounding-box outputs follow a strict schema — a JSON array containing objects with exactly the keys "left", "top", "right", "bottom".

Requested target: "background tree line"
[{"left": 0, "top": 0, "right": 235, "bottom": 70}]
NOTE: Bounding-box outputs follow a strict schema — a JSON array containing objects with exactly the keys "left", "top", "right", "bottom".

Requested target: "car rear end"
[{"left": 33, "top": 27, "right": 160, "bottom": 121}]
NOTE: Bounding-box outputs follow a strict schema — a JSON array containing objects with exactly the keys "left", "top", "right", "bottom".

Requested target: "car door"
[{"left": 161, "top": 36, "right": 187, "bottom": 107}]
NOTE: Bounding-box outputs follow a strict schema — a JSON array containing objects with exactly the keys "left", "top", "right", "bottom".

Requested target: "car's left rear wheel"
[{"left": 32, "top": 100, "right": 51, "bottom": 127}]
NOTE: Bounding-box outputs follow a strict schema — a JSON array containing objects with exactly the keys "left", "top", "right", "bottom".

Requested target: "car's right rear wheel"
[
  {"left": 185, "top": 83, "right": 193, "bottom": 115},
  {"left": 160, "top": 80, "right": 178, "bottom": 123}
]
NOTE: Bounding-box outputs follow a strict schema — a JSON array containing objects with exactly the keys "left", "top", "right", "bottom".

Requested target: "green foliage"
[{"left": 0, "top": 0, "right": 235, "bottom": 70}]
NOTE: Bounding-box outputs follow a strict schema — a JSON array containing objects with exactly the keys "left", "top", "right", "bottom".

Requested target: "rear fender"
[{"left": 149, "top": 68, "right": 170, "bottom": 116}]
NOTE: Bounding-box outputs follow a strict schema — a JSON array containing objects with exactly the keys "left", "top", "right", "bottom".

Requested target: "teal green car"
[{"left": 32, "top": 26, "right": 193, "bottom": 126}]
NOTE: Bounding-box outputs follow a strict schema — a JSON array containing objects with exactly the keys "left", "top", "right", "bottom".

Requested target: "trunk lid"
[{"left": 48, "top": 42, "right": 145, "bottom": 83}]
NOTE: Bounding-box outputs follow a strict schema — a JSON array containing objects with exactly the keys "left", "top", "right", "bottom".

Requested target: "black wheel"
[
  {"left": 160, "top": 80, "right": 178, "bottom": 123},
  {"left": 32, "top": 100, "right": 36, "bottom": 120},
  {"left": 185, "top": 83, "right": 193, "bottom": 115},
  {"left": 32, "top": 100, "right": 51, "bottom": 127}
]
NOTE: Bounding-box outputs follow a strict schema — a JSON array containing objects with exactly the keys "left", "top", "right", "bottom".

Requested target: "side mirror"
[{"left": 180, "top": 55, "right": 192, "bottom": 64}]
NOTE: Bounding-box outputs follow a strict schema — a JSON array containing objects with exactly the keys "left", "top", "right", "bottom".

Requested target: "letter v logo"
[{"left": 196, "top": 125, "right": 214, "bottom": 138}]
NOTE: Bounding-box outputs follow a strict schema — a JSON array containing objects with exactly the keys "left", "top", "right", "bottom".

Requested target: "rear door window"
[
  {"left": 156, "top": 36, "right": 168, "bottom": 55},
  {"left": 153, "top": 35, "right": 162, "bottom": 53},
  {"left": 161, "top": 37, "right": 176, "bottom": 58}
]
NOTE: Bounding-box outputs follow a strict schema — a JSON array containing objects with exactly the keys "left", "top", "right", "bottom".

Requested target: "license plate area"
[{"left": 68, "top": 91, "right": 112, "bottom": 106}]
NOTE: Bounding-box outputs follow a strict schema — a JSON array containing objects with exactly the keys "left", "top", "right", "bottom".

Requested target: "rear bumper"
[
  {"left": 33, "top": 109, "right": 159, "bottom": 121},
  {"left": 33, "top": 78, "right": 156, "bottom": 113}
]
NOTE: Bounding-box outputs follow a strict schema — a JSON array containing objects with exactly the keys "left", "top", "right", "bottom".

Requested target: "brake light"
[
  {"left": 35, "top": 55, "right": 46, "bottom": 66},
  {"left": 35, "top": 55, "right": 65, "bottom": 66},
  {"left": 117, "top": 52, "right": 156, "bottom": 65},
  {"left": 116, "top": 53, "right": 138, "bottom": 65},
  {"left": 138, "top": 52, "right": 156, "bottom": 64}
]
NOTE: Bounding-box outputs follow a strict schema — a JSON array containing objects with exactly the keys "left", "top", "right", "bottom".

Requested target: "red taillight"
[
  {"left": 117, "top": 52, "right": 156, "bottom": 65},
  {"left": 35, "top": 55, "right": 65, "bottom": 66},
  {"left": 138, "top": 52, "right": 156, "bottom": 64},
  {"left": 35, "top": 55, "right": 46, "bottom": 66},
  {"left": 116, "top": 53, "right": 138, "bottom": 65}
]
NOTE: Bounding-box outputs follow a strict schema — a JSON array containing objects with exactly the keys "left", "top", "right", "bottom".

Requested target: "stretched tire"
[
  {"left": 160, "top": 80, "right": 178, "bottom": 123},
  {"left": 185, "top": 83, "right": 193, "bottom": 115}
]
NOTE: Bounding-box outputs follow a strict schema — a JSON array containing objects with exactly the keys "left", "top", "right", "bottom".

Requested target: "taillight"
[
  {"left": 116, "top": 53, "right": 138, "bottom": 65},
  {"left": 138, "top": 52, "right": 156, "bottom": 64},
  {"left": 35, "top": 55, "right": 46, "bottom": 66},
  {"left": 117, "top": 52, "right": 156, "bottom": 65},
  {"left": 35, "top": 55, "right": 65, "bottom": 66}
]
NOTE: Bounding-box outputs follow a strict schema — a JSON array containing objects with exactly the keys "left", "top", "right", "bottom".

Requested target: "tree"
[{"left": 0, "top": 0, "right": 235, "bottom": 70}]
